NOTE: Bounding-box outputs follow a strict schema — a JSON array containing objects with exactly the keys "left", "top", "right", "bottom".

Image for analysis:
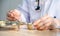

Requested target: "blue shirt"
[{"left": 16, "top": 0, "right": 60, "bottom": 23}]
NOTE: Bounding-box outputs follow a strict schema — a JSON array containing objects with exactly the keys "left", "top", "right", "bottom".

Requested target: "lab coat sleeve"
[
  {"left": 53, "top": 0, "right": 60, "bottom": 28},
  {"left": 48, "top": 0, "right": 60, "bottom": 28},
  {"left": 16, "top": 0, "right": 29, "bottom": 23}
]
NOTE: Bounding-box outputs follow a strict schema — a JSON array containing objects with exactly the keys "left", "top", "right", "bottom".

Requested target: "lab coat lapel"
[{"left": 44, "top": 0, "right": 52, "bottom": 14}]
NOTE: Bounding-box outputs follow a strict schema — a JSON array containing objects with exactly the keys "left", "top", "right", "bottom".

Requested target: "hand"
[
  {"left": 7, "top": 9, "right": 21, "bottom": 21},
  {"left": 33, "top": 15, "right": 54, "bottom": 30}
]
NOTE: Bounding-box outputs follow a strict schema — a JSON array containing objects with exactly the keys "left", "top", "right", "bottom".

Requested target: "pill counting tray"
[{"left": 0, "top": 20, "right": 34, "bottom": 31}]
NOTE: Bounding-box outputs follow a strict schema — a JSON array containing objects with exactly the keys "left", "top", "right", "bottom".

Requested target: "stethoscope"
[{"left": 35, "top": 0, "right": 40, "bottom": 10}]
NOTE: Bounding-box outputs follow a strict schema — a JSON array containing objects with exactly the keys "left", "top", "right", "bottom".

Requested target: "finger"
[
  {"left": 7, "top": 16, "right": 16, "bottom": 21},
  {"left": 33, "top": 15, "right": 49, "bottom": 25},
  {"left": 44, "top": 26, "right": 49, "bottom": 30},
  {"left": 34, "top": 22, "right": 43, "bottom": 30},
  {"left": 38, "top": 25, "right": 49, "bottom": 30},
  {"left": 34, "top": 19, "right": 48, "bottom": 29},
  {"left": 38, "top": 21, "right": 52, "bottom": 30},
  {"left": 43, "top": 18, "right": 53, "bottom": 24},
  {"left": 14, "top": 17, "right": 20, "bottom": 20},
  {"left": 45, "top": 21, "right": 52, "bottom": 27},
  {"left": 7, "top": 17, "right": 13, "bottom": 21},
  {"left": 7, "top": 11, "right": 14, "bottom": 17},
  {"left": 33, "top": 19, "right": 42, "bottom": 25},
  {"left": 33, "top": 15, "right": 50, "bottom": 28},
  {"left": 41, "top": 15, "right": 50, "bottom": 21},
  {"left": 40, "top": 21, "right": 52, "bottom": 30},
  {"left": 13, "top": 9, "right": 20, "bottom": 16},
  {"left": 8, "top": 10, "right": 17, "bottom": 15},
  {"left": 39, "top": 26, "right": 45, "bottom": 30},
  {"left": 35, "top": 23, "right": 45, "bottom": 30},
  {"left": 36, "top": 18, "right": 52, "bottom": 28},
  {"left": 37, "top": 18, "right": 53, "bottom": 30},
  {"left": 9, "top": 10, "right": 14, "bottom": 13},
  {"left": 37, "top": 25, "right": 46, "bottom": 30},
  {"left": 34, "top": 22, "right": 43, "bottom": 29},
  {"left": 7, "top": 13, "right": 11, "bottom": 17},
  {"left": 48, "top": 25, "right": 54, "bottom": 30}
]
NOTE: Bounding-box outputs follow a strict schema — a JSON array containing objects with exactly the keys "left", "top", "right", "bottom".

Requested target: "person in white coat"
[{"left": 7, "top": 0, "right": 60, "bottom": 30}]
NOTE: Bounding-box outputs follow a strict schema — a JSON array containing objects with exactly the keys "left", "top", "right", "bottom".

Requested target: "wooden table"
[
  {"left": 0, "top": 29, "right": 60, "bottom": 36},
  {"left": 0, "top": 25, "right": 60, "bottom": 36}
]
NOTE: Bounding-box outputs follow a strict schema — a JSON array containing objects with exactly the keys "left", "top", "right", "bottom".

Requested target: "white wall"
[{"left": 0, "top": 0, "right": 22, "bottom": 20}]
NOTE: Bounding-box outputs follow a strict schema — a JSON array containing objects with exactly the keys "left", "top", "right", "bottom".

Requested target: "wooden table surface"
[
  {"left": 0, "top": 29, "right": 60, "bottom": 36},
  {"left": 0, "top": 21, "right": 60, "bottom": 36}
]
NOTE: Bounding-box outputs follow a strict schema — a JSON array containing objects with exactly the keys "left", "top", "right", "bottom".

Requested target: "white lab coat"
[{"left": 16, "top": 0, "right": 60, "bottom": 23}]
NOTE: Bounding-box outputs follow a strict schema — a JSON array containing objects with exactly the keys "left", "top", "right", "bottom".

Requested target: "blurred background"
[{"left": 0, "top": 0, "right": 22, "bottom": 20}]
